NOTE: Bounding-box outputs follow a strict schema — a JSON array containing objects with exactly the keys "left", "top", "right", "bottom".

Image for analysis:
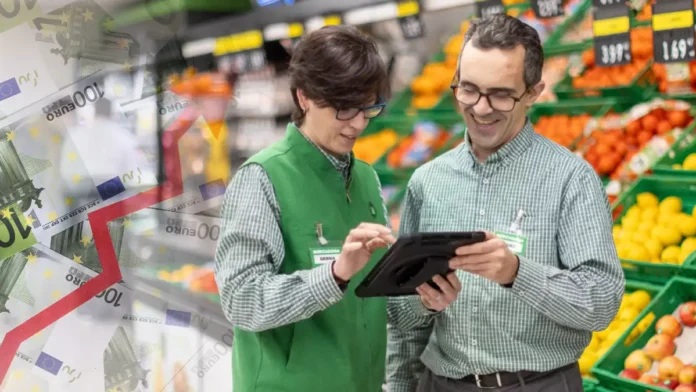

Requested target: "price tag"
[
  {"left": 531, "top": 0, "right": 565, "bottom": 19},
  {"left": 222, "top": 49, "right": 266, "bottom": 74},
  {"left": 476, "top": 0, "right": 505, "bottom": 18},
  {"left": 398, "top": 1, "right": 425, "bottom": 39},
  {"left": 214, "top": 30, "right": 264, "bottom": 56},
  {"left": 592, "top": 2, "right": 632, "bottom": 67},
  {"left": 651, "top": 0, "right": 695, "bottom": 63}
]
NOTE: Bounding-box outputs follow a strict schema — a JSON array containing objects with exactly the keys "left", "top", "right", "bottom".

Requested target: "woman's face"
[{"left": 300, "top": 93, "right": 374, "bottom": 157}]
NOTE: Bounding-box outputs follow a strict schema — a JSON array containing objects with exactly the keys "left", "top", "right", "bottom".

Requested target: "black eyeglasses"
[
  {"left": 450, "top": 84, "right": 527, "bottom": 112},
  {"left": 335, "top": 97, "right": 386, "bottom": 121}
]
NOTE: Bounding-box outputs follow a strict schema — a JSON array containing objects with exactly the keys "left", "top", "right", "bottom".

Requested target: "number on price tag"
[
  {"left": 532, "top": 0, "right": 564, "bottom": 19},
  {"left": 398, "top": 2, "right": 425, "bottom": 41},
  {"left": 592, "top": 2, "right": 632, "bottom": 67},
  {"left": 651, "top": 0, "right": 695, "bottom": 63},
  {"left": 476, "top": 0, "right": 505, "bottom": 18}
]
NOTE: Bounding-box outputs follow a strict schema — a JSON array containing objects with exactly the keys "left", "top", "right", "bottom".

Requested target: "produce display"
[
  {"left": 613, "top": 192, "right": 696, "bottom": 265},
  {"left": 620, "top": 301, "right": 696, "bottom": 391},
  {"left": 354, "top": 129, "right": 400, "bottom": 164},
  {"left": 672, "top": 153, "right": 696, "bottom": 171},
  {"left": 533, "top": 112, "right": 591, "bottom": 148},
  {"left": 157, "top": 264, "right": 219, "bottom": 295},
  {"left": 386, "top": 121, "right": 455, "bottom": 168}
]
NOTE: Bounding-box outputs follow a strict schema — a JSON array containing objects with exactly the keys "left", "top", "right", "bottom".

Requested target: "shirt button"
[
  {"left": 472, "top": 339, "right": 477, "bottom": 346},
  {"left": 472, "top": 307, "right": 478, "bottom": 313},
  {"left": 479, "top": 209, "right": 485, "bottom": 216},
  {"left": 483, "top": 178, "right": 489, "bottom": 184}
]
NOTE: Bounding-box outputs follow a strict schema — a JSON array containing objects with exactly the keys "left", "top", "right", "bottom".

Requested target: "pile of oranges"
[
  {"left": 652, "top": 61, "right": 696, "bottom": 93},
  {"left": 572, "top": 28, "right": 654, "bottom": 90},
  {"left": 579, "top": 108, "right": 693, "bottom": 178},
  {"left": 534, "top": 113, "right": 591, "bottom": 148}
]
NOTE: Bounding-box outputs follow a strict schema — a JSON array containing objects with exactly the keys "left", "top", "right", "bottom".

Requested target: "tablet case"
[{"left": 354, "top": 231, "right": 486, "bottom": 298}]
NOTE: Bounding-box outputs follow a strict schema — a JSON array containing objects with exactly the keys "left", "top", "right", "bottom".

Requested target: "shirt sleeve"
[
  {"left": 386, "top": 175, "right": 437, "bottom": 392},
  {"left": 510, "top": 164, "right": 625, "bottom": 332},
  {"left": 214, "top": 163, "right": 345, "bottom": 333}
]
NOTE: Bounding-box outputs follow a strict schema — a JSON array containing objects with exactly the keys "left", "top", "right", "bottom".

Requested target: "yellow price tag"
[
  {"left": 288, "top": 23, "right": 304, "bottom": 38},
  {"left": 397, "top": 1, "right": 420, "bottom": 17},
  {"left": 593, "top": 16, "right": 630, "bottom": 37},
  {"left": 214, "top": 30, "right": 264, "bottom": 56},
  {"left": 652, "top": 10, "right": 694, "bottom": 32},
  {"left": 324, "top": 15, "right": 342, "bottom": 26}
]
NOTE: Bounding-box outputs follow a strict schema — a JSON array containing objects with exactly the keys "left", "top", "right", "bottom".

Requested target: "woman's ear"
[{"left": 296, "top": 88, "right": 309, "bottom": 112}]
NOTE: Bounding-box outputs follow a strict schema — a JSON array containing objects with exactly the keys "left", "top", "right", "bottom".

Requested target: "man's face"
[
  {"left": 456, "top": 41, "right": 544, "bottom": 156},
  {"left": 301, "top": 94, "right": 376, "bottom": 157}
]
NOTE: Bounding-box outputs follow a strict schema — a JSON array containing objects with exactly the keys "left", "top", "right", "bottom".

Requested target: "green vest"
[{"left": 231, "top": 123, "right": 388, "bottom": 392}]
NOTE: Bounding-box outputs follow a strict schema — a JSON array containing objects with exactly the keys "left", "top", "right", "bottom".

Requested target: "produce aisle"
[{"left": 102, "top": 0, "right": 696, "bottom": 391}]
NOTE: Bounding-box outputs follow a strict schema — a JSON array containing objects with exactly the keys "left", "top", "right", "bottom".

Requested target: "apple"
[
  {"left": 679, "top": 301, "right": 696, "bottom": 327},
  {"left": 676, "top": 385, "right": 696, "bottom": 392},
  {"left": 680, "top": 365, "right": 696, "bottom": 384},
  {"left": 662, "top": 379, "right": 680, "bottom": 390},
  {"left": 645, "top": 333, "right": 677, "bottom": 360},
  {"left": 639, "top": 373, "right": 660, "bottom": 385},
  {"left": 656, "top": 315, "right": 684, "bottom": 339},
  {"left": 620, "top": 369, "right": 641, "bottom": 380},
  {"left": 659, "top": 356, "right": 685, "bottom": 381},
  {"left": 626, "top": 350, "right": 654, "bottom": 375}
]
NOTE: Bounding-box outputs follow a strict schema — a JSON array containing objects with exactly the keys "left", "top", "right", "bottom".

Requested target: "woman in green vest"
[{"left": 214, "top": 25, "right": 398, "bottom": 391}]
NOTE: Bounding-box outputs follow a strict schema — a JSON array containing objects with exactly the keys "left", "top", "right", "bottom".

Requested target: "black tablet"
[{"left": 354, "top": 231, "right": 486, "bottom": 298}]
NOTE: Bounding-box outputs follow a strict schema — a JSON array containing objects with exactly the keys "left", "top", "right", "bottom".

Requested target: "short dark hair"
[
  {"left": 461, "top": 14, "right": 543, "bottom": 88},
  {"left": 288, "top": 25, "right": 390, "bottom": 126}
]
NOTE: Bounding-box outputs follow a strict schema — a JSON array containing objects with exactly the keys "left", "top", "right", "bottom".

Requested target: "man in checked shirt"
[{"left": 386, "top": 15, "right": 624, "bottom": 392}]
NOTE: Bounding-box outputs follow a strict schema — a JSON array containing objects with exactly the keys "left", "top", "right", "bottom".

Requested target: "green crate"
[
  {"left": 652, "top": 126, "right": 696, "bottom": 178},
  {"left": 583, "top": 375, "right": 599, "bottom": 391},
  {"left": 593, "top": 276, "right": 696, "bottom": 392},
  {"left": 544, "top": 0, "right": 592, "bottom": 50},
  {"left": 612, "top": 175, "right": 696, "bottom": 284},
  {"left": 554, "top": 60, "right": 657, "bottom": 101}
]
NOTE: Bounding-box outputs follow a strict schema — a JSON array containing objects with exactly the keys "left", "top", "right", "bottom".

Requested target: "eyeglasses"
[
  {"left": 335, "top": 97, "right": 386, "bottom": 121},
  {"left": 450, "top": 85, "right": 526, "bottom": 112}
]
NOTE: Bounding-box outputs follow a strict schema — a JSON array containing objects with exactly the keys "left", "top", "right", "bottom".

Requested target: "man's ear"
[{"left": 525, "top": 81, "right": 546, "bottom": 108}]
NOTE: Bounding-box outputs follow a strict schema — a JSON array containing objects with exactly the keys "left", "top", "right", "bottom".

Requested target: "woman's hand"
[{"left": 333, "top": 222, "right": 395, "bottom": 281}]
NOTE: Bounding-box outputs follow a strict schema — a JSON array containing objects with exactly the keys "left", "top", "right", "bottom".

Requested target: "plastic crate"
[
  {"left": 593, "top": 276, "right": 696, "bottom": 392},
  {"left": 611, "top": 175, "right": 696, "bottom": 284},
  {"left": 652, "top": 126, "right": 696, "bottom": 178},
  {"left": 553, "top": 60, "right": 657, "bottom": 101},
  {"left": 583, "top": 376, "right": 599, "bottom": 391}
]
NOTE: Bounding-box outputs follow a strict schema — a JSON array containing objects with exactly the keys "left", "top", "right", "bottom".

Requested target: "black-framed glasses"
[
  {"left": 335, "top": 97, "right": 386, "bottom": 121},
  {"left": 450, "top": 84, "right": 527, "bottom": 112}
]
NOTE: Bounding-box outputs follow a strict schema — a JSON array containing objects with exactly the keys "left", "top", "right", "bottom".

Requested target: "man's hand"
[
  {"left": 333, "top": 223, "right": 396, "bottom": 281},
  {"left": 416, "top": 272, "right": 462, "bottom": 311},
  {"left": 448, "top": 232, "right": 519, "bottom": 285}
]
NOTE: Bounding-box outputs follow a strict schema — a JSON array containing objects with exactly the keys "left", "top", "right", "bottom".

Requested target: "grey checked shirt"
[
  {"left": 214, "top": 127, "right": 389, "bottom": 332},
  {"left": 385, "top": 120, "right": 624, "bottom": 392}
]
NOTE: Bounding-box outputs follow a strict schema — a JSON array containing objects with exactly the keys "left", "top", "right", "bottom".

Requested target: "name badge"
[
  {"left": 309, "top": 247, "right": 342, "bottom": 265},
  {"left": 495, "top": 231, "right": 528, "bottom": 256}
]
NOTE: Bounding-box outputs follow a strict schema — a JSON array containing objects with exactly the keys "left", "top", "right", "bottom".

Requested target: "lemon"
[
  {"left": 644, "top": 238, "right": 664, "bottom": 259},
  {"left": 605, "top": 329, "right": 626, "bottom": 346},
  {"left": 658, "top": 211, "right": 679, "bottom": 225},
  {"left": 579, "top": 352, "right": 599, "bottom": 375},
  {"left": 628, "top": 290, "right": 652, "bottom": 311},
  {"left": 636, "top": 192, "right": 659, "bottom": 209},
  {"left": 641, "top": 207, "right": 659, "bottom": 223},
  {"left": 631, "top": 231, "right": 650, "bottom": 245},
  {"left": 616, "top": 243, "right": 631, "bottom": 259},
  {"left": 659, "top": 196, "right": 683, "bottom": 215},
  {"left": 682, "top": 237, "right": 696, "bottom": 255},
  {"left": 627, "top": 244, "right": 651, "bottom": 261},
  {"left": 626, "top": 205, "right": 643, "bottom": 221},
  {"left": 617, "top": 307, "right": 641, "bottom": 323},
  {"left": 637, "top": 221, "right": 654, "bottom": 235},
  {"left": 678, "top": 215, "right": 696, "bottom": 237},
  {"left": 637, "top": 313, "right": 655, "bottom": 332},
  {"left": 683, "top": 153, "right": 696, "bottom": 170},
  {"left": 678, "top": 248, "right": 694, "bottom": 264},
  {"left": 613, "top": 225, "right": 622, "bottom": 236},
  {"left": 661, "top": 245, "right": 682, "bottom": 264},
  {"left": 655, "top": 226, "right": 683, "bottom": 247},
  {"left": 588, "top": 334, "right": 602, "bottom": 351},
  {"left": 622, "top": 215, "right": 641, "bottom": 231},
  {"left": 651, "top": 226, "right": 664, "bottom": 240},
  {"left": 673, "top": 164, "right": 683, "bottom": 169}
]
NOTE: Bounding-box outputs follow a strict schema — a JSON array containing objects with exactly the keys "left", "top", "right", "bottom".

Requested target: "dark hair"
[
  {"left": 461, "top": 14, "right": 543, "bottom": 88},
  {"left": 289, "top": 25, "right": 390, "bottom": 126}
]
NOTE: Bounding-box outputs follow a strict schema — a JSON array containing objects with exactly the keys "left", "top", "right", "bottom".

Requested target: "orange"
[
  {"left": 641, "top": 115, "right": 658, "bottom": 133},
  {"left": 657, "top": 120, "right": 673, "bottom": 135}
]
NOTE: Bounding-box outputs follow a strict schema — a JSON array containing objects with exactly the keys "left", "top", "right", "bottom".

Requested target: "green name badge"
[
  {"left": 0, "top": 206, "right": 38, "bottom": 260},
  {"left": 309, "top": 247, "right": 342, "bottom": 265},
  {"left": 495, "top": 231, "right": 527, "bottom": 256}
]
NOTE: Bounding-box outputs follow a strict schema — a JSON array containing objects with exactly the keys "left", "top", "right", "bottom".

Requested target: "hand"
[
  {"left": 333, "top": 223, "right": 396, "bottom": 281},
  {"left": 416, "top": 272, "right": 462, "bottom": 311},
  {"left": 448, "top": 232, "right": 519, "bottom": 285}
]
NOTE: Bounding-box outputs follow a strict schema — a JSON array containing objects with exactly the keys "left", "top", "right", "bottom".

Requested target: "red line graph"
[{"left": 0, "top": 105, "right": 201, "bottom": 385}]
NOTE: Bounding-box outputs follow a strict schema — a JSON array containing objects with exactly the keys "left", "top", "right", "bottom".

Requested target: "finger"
[
  {"left": 346, "top": 228, "right": 381, "bottom": 244},
  {"left": 457, "top": 254, "right": 490, "bottom": 266},
  {"left": 365, "top": 238, "right": 388, "bottom": 251},
  {"left": 431, "top": 275, "right": 456, "bottom": 299},
  {"left": 379, "top": 233, "right": 397, "bottom": 245},
  {"left": 342, "top": 242, "right": 363, "bottom": 253},
  {"left": 455, "top": 238, "right": 501, "bottom": 256},
  {"left": 417, "top": 282, "right": 443, "bottom": 301},
  {"left": 445, "top": 272, "right": 462, "bottom": 292},
  {"left": 357, "top": 222, "right": 392, "bottom": 234}
]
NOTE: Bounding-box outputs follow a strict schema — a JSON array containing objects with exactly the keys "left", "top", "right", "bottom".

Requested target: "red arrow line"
[{"left": 0, "top": 105, "right": 201, "bottom": 385}]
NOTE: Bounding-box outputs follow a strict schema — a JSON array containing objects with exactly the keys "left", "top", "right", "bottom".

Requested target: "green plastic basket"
[
  {"left": 553, "top": 60, "right": 657, "bottom": 101},
  {"left": 583, "top": 375, "right": 600, "bottom": 391},
  {"left": 652, "top": 127, "right": 696, "bottom": 178},
  {"left": 593, "top": 276, "right": 696, "bottom": 392},
  {"left": 612, "top": 175, "right": 696, "bottom": 284}
]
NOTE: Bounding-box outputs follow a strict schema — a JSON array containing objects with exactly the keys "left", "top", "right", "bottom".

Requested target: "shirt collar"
[
  {"left": 294, "top": 123, "right": 352, "bottom": 174},
  {"left": 459, "top": 117, "right": 535, "bottom": 167}
]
